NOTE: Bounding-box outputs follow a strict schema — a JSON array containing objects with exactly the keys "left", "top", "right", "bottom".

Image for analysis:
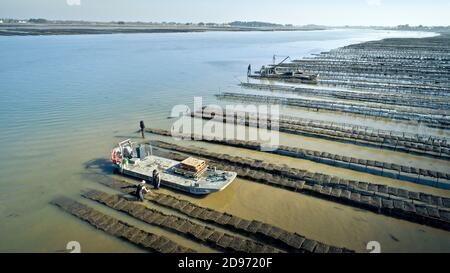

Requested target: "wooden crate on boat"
[
  {"left": 180, "top": 157, "right": 207, "bottom": 173},
  {"left": 173, "top": 157, "right": 208, "bottom": 178}
]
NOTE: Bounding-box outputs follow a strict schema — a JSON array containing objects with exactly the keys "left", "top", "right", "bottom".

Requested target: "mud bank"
[
  {"left": 83, "top": 189, "right": 281, "bottom": 253},
  {"left": 51, "top": 197, "right": 195, "bottom": 253},
  {"left": 147, "top": 140, "right": 450, "bottom": 231},
  {"left": 98, "top": 180, "right": 354, "bottom": 253}
]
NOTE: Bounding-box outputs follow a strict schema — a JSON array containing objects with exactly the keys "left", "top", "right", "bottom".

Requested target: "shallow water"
[{"left": 0, "top": 29, "right": 448, "bottom": 252}]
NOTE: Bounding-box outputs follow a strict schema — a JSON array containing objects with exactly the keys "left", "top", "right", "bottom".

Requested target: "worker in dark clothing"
[
  {"left": 247, "top": 64, "right": 251, "bottom": 76},
  {"left": 135, "top": 180, "right": 149, "bottom": 202},
  {"left": 152, "top": 169, "right": 161, "bottom": 189},
  {"left": 139, "top": 120, "right": 145, "bottom": 138}
]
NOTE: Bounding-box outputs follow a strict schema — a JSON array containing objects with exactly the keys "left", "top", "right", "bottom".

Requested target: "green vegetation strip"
[{"left": 51, "top": 196, "right": 195, "bottom": 253}]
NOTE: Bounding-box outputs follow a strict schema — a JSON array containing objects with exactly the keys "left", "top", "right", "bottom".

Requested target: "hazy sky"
[{"left": 1, "top": 0, "right": 449, "bottom": 26}]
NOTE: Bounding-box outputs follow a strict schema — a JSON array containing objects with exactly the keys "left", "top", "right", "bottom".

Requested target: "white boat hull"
[{"left": 120, "top": 155, "right": 237, "bottom": 195}]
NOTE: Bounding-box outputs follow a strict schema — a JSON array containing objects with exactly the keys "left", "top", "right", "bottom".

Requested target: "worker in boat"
[
  {"left": 139, "top": 120, "right": 145, "bottom": 138},
  {"left": 247, "top": 64, "right": 251, "bottom": 76},
  {"left": 123, "top": 145, "right": 133, "bottom": 159},
  {"left": 152, "top": 169, "right": 161, "bottom": 189},
  {"left": 122, "top": 157, "right": 129, "bottom": 169},
  {"left": 135, "top": 180, "right": 150, "bottom": 202}
]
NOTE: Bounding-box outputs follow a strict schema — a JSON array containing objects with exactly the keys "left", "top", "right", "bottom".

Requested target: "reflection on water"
[{"left": 0, "top": 29, "right": 448, "bottom": 252}]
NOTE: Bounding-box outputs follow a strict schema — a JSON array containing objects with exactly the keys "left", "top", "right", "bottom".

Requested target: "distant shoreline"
[
  {"left": 0, "top": 24, "right": 329, "bottom": 36},
  {"left": 0, "top": 21, "right": 443, "bottom": 37}
]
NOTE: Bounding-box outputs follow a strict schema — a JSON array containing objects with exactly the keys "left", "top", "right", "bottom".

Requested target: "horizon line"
[{"left": 1, "top": 18, "right": 449, "bottom": 28}]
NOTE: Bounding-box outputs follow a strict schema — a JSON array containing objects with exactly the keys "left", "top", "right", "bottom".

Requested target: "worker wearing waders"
[
  {"left": 136, "top": 180, "right": 149, "bottom": 202},
  {"left": 247, "top": 64, "right": 251, "bottom": 76},
  {"left": 139, "top": 120, "right": 145, "bottom": 138},
  {"left": 152, "top": 169, "right": 161, "bottom": 189}
]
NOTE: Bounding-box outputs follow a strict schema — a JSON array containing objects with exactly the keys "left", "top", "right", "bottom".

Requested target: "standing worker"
[
  {"left": 247, "top": 64, "right": 251, "bottom": 76},
  {"left": 152, "top": 169, "right": 161, "bottom": 189},
  {"left": 139, "top": 120, "right": 145, "bottom": 138},
  {"left": 135, "top": 180, "right": 150, "bottom": 202}
]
